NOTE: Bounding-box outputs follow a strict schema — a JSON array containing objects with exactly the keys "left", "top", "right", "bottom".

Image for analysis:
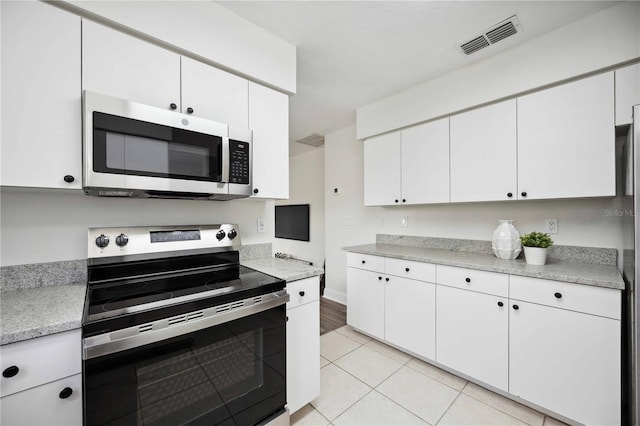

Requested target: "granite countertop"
[
  {"left": 242, "top": 258, "right": 324, "bottom": 282},
  {"left": 344, "top": 243, "right": 624, "bottom": 290},
  {"left": 1, "top": 283, "right": 86, "bottom": 345}
]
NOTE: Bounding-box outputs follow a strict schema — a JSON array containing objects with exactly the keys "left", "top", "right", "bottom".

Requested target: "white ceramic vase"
[
  {"left": 524, "top": 246, "right": 548, "bottom": 265},
  {"left": 491, "top": 220, "right": 522, "bottom": 260}
]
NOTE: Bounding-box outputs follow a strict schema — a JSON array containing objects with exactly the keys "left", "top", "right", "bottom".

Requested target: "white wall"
[
  {"left": 59, "top": 0, "right": 296, "bottom": 93},
  {"left": 0, "top": 189, "right": 274, "bottom": 266},
  {"left": 273, "top": 148, "right": 325, "bottom": 268},
  {"left": 357, "top": 1, "right": 640, "bottom": 139},
  {"left": 324, "top": 125, "right": 624, "bottom": 303}
]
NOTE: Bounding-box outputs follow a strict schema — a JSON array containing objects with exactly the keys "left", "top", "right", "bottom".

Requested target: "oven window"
[
  {"left": 93, "top": 112, "right": 222, "bottom": 182},
  {"left": 84, "top": 306, "right": 285, "bottom": 426}
]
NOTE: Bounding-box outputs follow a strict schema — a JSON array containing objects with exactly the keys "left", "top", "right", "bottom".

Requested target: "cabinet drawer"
[
  {"left": 287, "top": 277, "right": 320, "bottom": 310},
  {"left": 385, "top": 257, "right": 435, "bottom": 282},
  {"left": 437, "top": 265, "right": 508, "bottom": 297},
  {"left": 1, "top": 329, "right": 81, "bottom": 397},
  {"left": 509, "top": 276, "right": 621, "bottom": 319},
  {"left": 1, "top": 373, "right": 82, "bottom": 426},
  {"left": 346, "top": 252, "right": 385, "bottom": 272}
]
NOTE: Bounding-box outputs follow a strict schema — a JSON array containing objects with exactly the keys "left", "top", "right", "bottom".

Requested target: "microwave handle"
[{"left": 221, "top": 137, "right": 230, "bottom": 183}]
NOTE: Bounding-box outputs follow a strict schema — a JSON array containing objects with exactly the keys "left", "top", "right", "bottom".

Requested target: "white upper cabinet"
[
  {"left": 82, "top": 20, "right": 181, "bottom": 111},
  {"left": 364, "top": 132, "right": 401, "bottom": 206},
  {"left": 181, "top": 57, "right": 248, "bottom": 128},
  {"left": 517, "top": 72, "right": 615, "bottom": 200},
  {"left": 450, "top": 100, "right": 517, "bottom": 203},
  {"left": 615, "top": 63, "right": 640, "bottom": 126},
  {"left": 401, "top": 118, "right": 450, "bottom": 205},
  {"left": 1, "top": 1, "right": 81, "bottom": 189},
  {"left": 249, "top": 82, "right": 289, "bottom": 199}
]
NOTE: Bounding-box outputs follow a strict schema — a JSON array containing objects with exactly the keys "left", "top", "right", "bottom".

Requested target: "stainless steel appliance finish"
[
  {"left": 83, "top": 91, "right": 252, "bottom": 200},
  {"left": 622, "top": 104, "right": 640, "bottom": 425}
]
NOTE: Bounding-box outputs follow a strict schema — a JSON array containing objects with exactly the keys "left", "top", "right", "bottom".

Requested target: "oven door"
[
  {"left": 83, "top": 299, "right": 286, "bottom": 425},
  {"left": 83, "top": 91, "right": 231, "bottom": 199}
]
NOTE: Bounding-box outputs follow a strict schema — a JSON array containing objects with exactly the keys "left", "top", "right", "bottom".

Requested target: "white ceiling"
[{"left": 217, "top": 1, "right": 620, "bottom": 156}]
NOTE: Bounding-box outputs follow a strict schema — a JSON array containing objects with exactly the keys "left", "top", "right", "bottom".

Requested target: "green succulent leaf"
[{"left": 520, "top": 231, "right": 554, "bottom": 248}]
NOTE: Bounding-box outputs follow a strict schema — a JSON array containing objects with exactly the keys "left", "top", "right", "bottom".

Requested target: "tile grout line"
[
  {"left": 403, "top": 359, "right": 468, "bottom": 393},
  {"left": 433, "top": 386, "right": 464, "bottom": 425},
  {"left": 460, "top": 384, "right": 542, "bottom": 426}
]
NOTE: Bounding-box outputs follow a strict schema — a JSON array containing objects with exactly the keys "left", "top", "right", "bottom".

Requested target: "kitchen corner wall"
[
  {"left": 273, "top": 147, "right": 325, "bottom": 269},
  {"left": 324, "top": 125, "right": 625, "bottom": 304},
  {"left": 0, "top": 189, "right": 274, "bottom": 267}
]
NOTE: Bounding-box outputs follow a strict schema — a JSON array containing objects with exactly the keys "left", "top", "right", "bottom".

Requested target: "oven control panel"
[{"left": 88, "top": 224, "right": 241, "bottom": 258}]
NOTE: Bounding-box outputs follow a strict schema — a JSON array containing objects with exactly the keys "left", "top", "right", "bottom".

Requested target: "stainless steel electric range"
[{"left": 81, "top": 225, "right": 289, "bottom": 426}]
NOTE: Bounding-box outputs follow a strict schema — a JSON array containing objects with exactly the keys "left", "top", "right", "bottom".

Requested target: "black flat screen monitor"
[{"left": 275, "top": 204, "right": 310, "bottom": 241}]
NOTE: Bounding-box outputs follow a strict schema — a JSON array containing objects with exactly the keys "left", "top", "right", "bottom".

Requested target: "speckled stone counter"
[
  {"left": 344, "top": 243, "right": 624, "bottom": 290},
  {"left": 1, "top": 283, "right": 86, "bottom": 345},
  {"left": 242, "top": 258, "right": 324, "bottom": 282}
]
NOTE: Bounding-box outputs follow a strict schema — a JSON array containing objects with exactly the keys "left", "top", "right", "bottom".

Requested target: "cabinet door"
[
  {"left": 517, "top": 72, "right": 615, "bottom": 200},
  {"left": 401, "top": 118, "right": 449, "bottom": 204},
  {"left": 286, "top": 301, "right": 320, "bottom": 414},
  {"left": 248, "top": 82, "right": 289, "bottom": 199},
  {"left": 615, "top": 63, "right": 640, "bottom": 126},
  {"left": 1, "top": 374, "right": 82, "bottom": 426},
  {"left": 450, "top": 100, "right": 517, "bottom": 202},
  {"left": 364, "top": 132, "right": 401, "bottom": 206},
  {"left": 436, "top": 286, "right": 508, "bottom": 391},
  {"left": 82, "top": 20, "right": 181, "bottom": 111},
  {"left": 181, "top": 57, "right": 249, "bottom": 128},
  {"left": 347, "top": 267, "right": 384, "bottom": 339},
  {"left": 385, "top": 276, "right": 435, "bottom": 360},
  {"left": 1, "top": 1, "right": 81, "bottom": 189},
  {"left": 509, "top": 301, "right": 620, "bottom": 426}
]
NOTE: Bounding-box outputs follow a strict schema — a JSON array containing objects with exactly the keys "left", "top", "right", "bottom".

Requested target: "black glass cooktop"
[{"left": 83, "top": 251, "right": 285, "bottom": 337}]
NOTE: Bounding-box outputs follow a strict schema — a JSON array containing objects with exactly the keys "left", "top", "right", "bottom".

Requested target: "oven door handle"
[{"left": 83, "top": 289, "right": 289, "bottom": 360}]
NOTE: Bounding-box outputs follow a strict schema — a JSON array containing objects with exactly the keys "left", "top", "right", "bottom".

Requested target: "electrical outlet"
[
  {"left": 341, "top": 217, "right": 352, "bottom": 226},
  {"left": 545, "top": 219, "right": 558, "bottom": 234},
  {"left": 257, "top": 218, "right": 265, "bottom": 233},
  {"left": 401, "top": 216, "right": 409, "bottom": 228}
]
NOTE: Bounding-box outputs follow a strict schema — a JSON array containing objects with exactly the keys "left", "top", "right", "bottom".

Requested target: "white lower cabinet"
[
  {"left": 385, "top": 276, "right": 435, "bottom": 360},
  {"left": 286, "top": 277, "right": 320, "bottom": 414},
  {"left": 1, "top": 374, "right": 82, "bottom": 426},
  {"left": 346, "top": 267, "right": 385, "bottom": 339},
  {"left": 436, "top": 285, "right": 508, "bottom": 391}
]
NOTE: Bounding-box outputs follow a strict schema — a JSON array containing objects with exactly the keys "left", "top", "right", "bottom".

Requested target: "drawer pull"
[
  {"left": 497, "top": 301, "right": 504, "bottom": 307},
  {"left": 361, "top": 260, "right": 366, "bottom": 264},
  {"left": 554, "top": 292, "right": 562, "bottom": 299},
  {"left": 512, "top": 304, "right": 520, "bottom": 310},
  {"left": 378, "top": 276, "right": 382, "bottom": 280},
  {"left": 465, "top": 277, "right": 471, "bottom": 283},
  {"left": 385, "top": 277, "right": 390, "bottom": 282},
  {"left": 2, "top": 365, "right": 19, "bottom": 378},
  {"left": 59, "top": 387, "right": 73, "bottom": 399},
  {"left": 299, "top": 291, "right": 305, "bottom": 297},
  {"left": 405, "top": 267, "right": 410, "bottom": 272}
]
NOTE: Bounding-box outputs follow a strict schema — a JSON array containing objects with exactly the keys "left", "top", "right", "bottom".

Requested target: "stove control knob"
[
  {"left": 216, "top": 230, "right": 226, "bottom": 241},
  {"left": 228, "top": 229, "right": 238, "bottom": 240},
  {"left": 95, "top": 234, "right": 110, "bottom": 248},
  {"left": 115, "top": 234, "right": 129, "bottom": 247}
]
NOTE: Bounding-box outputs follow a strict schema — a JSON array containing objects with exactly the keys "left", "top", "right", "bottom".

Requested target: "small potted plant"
[{"left": 520, "top": 231, "right": 554, "bottom": 265}]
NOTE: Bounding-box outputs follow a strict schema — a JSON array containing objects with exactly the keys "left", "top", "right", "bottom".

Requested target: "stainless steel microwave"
[{"left": 82, "top": 91, "right": 252, "bottom": 200}]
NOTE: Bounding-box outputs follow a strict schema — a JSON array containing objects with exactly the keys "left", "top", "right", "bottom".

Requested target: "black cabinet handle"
[
  {"left": 465, "top": 277, "right": 471, "bottom": 283},
  {"left": 513, "top": 304, "right": 519, "bottom": 310},
  {"left": 385, "top": 277, "right": 390, "bottom": 282},
  {"left": 2, "top": 366, "right": 19, "bottom": 378},
  {"left": 402, "top": 199, "right": 406, "bottom": 203},
  {"left": 497, "top": 301, "right": 504, "bottom": 307},
  {"left": 405, "top": 267, "right": 410, "bottom": 272},
  {"left": 395, "top": 199, "right": 399, "bottom": 203},
  {"left": 554, "top": 292, "right": 562, "bottom": 299},
  {"left": 299, "top": 291, "right": 305, "bottom": 297},
  {"left": 361, "top": 260, "right": 366, "bottom": 264},
  {"left": 63, "top": 175, "right": 75, "bottom": 183},
  {"left": 253, "top": 188, "right": 259, "bottom": 194},
  {"left": 169, "top": 103, "right": 177, "bottom": 110},
  {"left": 507, "top": 192, "right": 513, "bottom": 198},
  {"left": 59, "top": 387, "right": 73, "bottom": 399},
  {"left": 521, "top": 192, "right": 527, "bottom": 197},
  {"left": 286, "top": 316, "right": 289, "bottom": 322},
  {"left": 378, "top": 276, "right": 382, "bottom": 280},
  {"left": 187, "top": 107, "right": 194, "bottom": 114}
]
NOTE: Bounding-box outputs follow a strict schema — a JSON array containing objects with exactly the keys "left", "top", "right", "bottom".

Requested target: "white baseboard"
[{"left": 322, "top": 288, "right": 346, "bottom": 305}]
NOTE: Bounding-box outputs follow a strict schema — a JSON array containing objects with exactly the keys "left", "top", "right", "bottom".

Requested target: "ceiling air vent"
[
  {"left": 296, "top": 133, "right": 325, "bottom": 147},
  {"left": 460, "top": 16, "right": 522, "bottom": 55}
]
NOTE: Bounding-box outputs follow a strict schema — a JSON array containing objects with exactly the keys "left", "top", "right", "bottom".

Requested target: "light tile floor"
[{"left": 291, "top": 325, "right": 569, "bottom": 426}]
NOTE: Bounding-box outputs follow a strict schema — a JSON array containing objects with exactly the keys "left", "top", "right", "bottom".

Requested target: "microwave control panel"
[{"left": 229, "top": 140, "right": 250, "bottom": 184}]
